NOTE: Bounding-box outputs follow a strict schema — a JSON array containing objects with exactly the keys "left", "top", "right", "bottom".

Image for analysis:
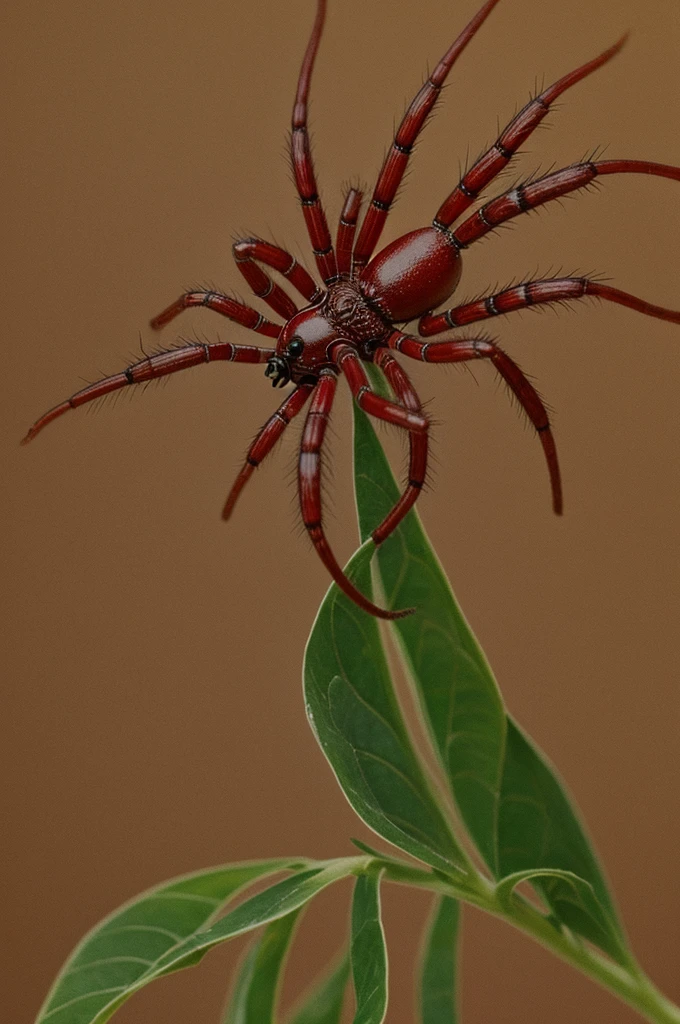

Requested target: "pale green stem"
[{"left": 381, "top": 861, "right": 680, "bottom": 1024}]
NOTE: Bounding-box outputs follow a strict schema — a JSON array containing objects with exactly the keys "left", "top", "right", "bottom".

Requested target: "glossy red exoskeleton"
[{"left": 24, "top": 0, "right": 680, "bottom": 618}]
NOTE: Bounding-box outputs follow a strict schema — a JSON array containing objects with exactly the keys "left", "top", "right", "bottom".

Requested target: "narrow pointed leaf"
[
  {"left": 223, "top": 908, "right": 302, "bottom": 1024},
  {"left": 351, "top": 399, "right": 630, "bottom": 963},
  {"left": 419, "top": 897, "right": 460, "bottom": 1024},
  {"left": 36, "top": 858, "right": 359, "bottom": 1024},
  {"left": 303, "top": 546, "right": 465, "bottom": 874},
  {"left": 287, "top": 952, "right": 350, "bottom": 1024},
  {"left": 496, "top": 721, "right": 629, "bottom": 963},
  {"left": 351, "top": 871, "right": 388, "bottom": 1024},
  {"left": 35, "top": 859, "right": 295, "bottom": 1024},
  {"left": 353, "top": 393, "right": 506, "bottom": 874}
]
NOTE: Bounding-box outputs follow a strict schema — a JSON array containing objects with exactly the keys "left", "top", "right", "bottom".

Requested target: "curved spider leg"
[
  {"left": 336, "top": 188, "right": 363, "bottom": 278},
  {"left": 370, "top": 348, "right": 429, "bottom": 545},
  {"left": 150, "top": 290, "right": 281, "bottom": 338},
  {"left": 291, "top": 0, "right": 338, "bottom": 285},
  {"left": 388, "top": 329, "right": 562, "bottom": 515},
  {"left": 352, "top": 0, "right": 503, "bottom": 271},
  {"left": 222, "top": 382, "right": 314, "bottom": 520},
  {"left": 435, "top": 36, "right": 626, "bottom": 229},
  {"left": 232, "top": 238, "right": 322, "bottom": 319},
  {"left": 451, "top": 160, "right": 680, "bottom": 249},
  {"left": 299, "top": 370, "right": 414, "bottom": 620},
  {"left": 333, "top": 343, "right": 429, "bottom": 434},
  {"left": 419, "top": 277, "right": 680, "bottom": 335},
  {"left": 22, "top": 341, "right": 274, "bottom": 444}
]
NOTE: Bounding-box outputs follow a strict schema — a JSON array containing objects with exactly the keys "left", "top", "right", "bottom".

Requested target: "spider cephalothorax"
[
  {"left": 271, "top": 279, "right": 392, "bottom": 387},
  {"left": 23, "top": 0, "right": 680, "bottom": 619}
]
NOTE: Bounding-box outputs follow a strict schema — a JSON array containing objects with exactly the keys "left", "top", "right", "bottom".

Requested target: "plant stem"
[{"left": 381, "top": 862, "right": 680, "bottom": 1024}]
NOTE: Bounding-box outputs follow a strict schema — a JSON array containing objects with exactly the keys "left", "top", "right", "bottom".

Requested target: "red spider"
[{"left": 23, "top": 0, "right": 680, "bottom": 619}]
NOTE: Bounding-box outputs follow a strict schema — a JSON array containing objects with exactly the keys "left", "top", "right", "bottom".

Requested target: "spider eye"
[{"left": 287, "top": 338, "right": 304, "bottom": 358}]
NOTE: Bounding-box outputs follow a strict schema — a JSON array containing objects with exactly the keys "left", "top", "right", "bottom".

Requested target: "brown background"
[{"left": 2, "top": 0, "right": 679, "bottom": 1020}]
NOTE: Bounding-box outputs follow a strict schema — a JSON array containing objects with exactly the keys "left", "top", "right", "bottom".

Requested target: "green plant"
[{"left": 33, "top": 399, "right": 679, "bottom": 1024}]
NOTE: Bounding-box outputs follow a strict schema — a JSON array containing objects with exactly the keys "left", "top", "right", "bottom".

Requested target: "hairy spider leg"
[
  {"left": 389, "top": 330, "right": 562, "bottom": 515},
  {"left": 333, "top": 343, "right": 429, "bottom": 434},
  {"left": 351, "top": 0, "right": 503, "bottom": 271},
  {"left": 149, "top": 291, "right": 281, "bottom": 337},
  {"left": 451, "top": 160, "right": 680, "bottom": 248},
  {"left": 336, "top": 188, "right": 363, "bottom": 278},
  {"left": 334, "top": 341, "right": 430, "bottom": 545},
  {"left": 419, "top": 279, "right": 680, "bottom": 335},
  {"left": 222, "top": 383, "right": 314, "bottom": 520},
  {"left": 435, "top": 36, "right": 626, "bottom": 229},
  {"left": 371, "top": 348, "right": 429, "bottom": 545},
  {"left": 232, "top": 238, "right": 322, "bottom": 320},
  {"left": 291, "top": 0, "right": 338, "bottom": 285},
  {"left": 22, "top": 342, "right": 275, "bottom": 444},
  {"left": 299, "top": 371, "right": 414, "bottom": 619}
]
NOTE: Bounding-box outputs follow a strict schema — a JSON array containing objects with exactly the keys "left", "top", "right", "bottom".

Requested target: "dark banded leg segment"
[
  {"left": 434, "top": 36, "right": 625, "bottom": 228},
  {"left": 352, "top": 0, "right": 502, "bottom": 270},
  {"left": 389, "top": 330, "right": 562, "bottom": 514},
  {"left": 232, "top": 238, "right": 322, "bottom": 318},
  {"left": 291, "top": 0, "right": 338, "bottom": 284},
  {"left": 150, "top": 291, "right": 281, "bottom": 339},
  {"left": 333, "top": 343, "right": 428, "bottom": 434},
  {"left": 299, "top": 372, "right": 413, "bottom": 619},
  {"left": 371, "top": 348, "right": 429, "bottom": 544},
  {"left": 452, "top": 160, "right": 680, "bottom": 248},
  {"left": 222, "top": 383, "right": 314, "bottom": 520},
  {"left": 336, "top": 188, "right": 363, "bottom": 278},
  {"left": 22, "top": 341, "right": 274, "bottom": 444},
  {"left": 419, "top": 278, "right": 680, "bottom": 336}
]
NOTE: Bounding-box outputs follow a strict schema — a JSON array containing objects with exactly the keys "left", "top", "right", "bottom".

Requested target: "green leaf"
[
  {"left": 351, "top": 870, "right": 388, "bottom": 1024},
  {"left": 35, "top": 860, "right": 293, "bottom": 1024},
  {"left": 303, "top": 541, "right": 464, "bottom": 873},
  {"left": 496, "top": 721, "right": 628, "bottom": 963},
  {"left": 351, "top": 397, "right": 631, "bottom": 963},
  {"left": 493, "top": 866, "right": 626, "bottom": 963},
  {"left": 36, "top": 858, "right": 360, "bottom": 1024},
  {"left": 223, "top": 908, "right": 302, "bottom": 1024},
  {"left": 287, "top": 952, "right": 350, "bottom": 1024},
  {"left": 419, "top": 897, "right": 460, "bottom": 1024},
  {"left": 352, "top": 392, "right": 506, "bottom": 874}
]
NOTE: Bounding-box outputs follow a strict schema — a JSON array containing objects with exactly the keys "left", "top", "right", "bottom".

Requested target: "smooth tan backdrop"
[{"left": 3, "top": 0, "right": 679, "bottom": 1020}]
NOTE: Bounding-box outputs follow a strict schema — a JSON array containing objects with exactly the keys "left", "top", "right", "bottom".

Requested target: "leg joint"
[{"left": 495, "top": 140, "right": 513, "bottom": 160}]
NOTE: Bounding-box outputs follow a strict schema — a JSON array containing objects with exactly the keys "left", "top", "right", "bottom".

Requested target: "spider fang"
[{"left": 264, "top": 356, "right": 291, "bottom": 388}]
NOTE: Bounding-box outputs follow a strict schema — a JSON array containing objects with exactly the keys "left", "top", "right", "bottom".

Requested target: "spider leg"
[
  {"left": 222, "top": 383, "right": 314, "bottom": 520},
  {"left": 451, "top": 160, "right": 680, "bottom": 248},
  {"left": 232, "top": 238, "right": 322, "bottom": 318},
  {"left": 388, "top": 329, "right": 562, "bottom": 515},
  {"left": 333, "top": 343, "right": 428, "bottom": 433},
  {"left": 419, "top": 277, "right": 680, "bottom": 335},
  {"left": 299, "top": 371, "right": 414, "bottom": 620},
  {"left": 371, "top": 348, "right": 429, "bottom": 545},
  {"left": 150, "top": 290, "right": 281, "bottom": 338},
  {"left": 352, "top": 0, "right": 502, "bottom": 271},
  {"left": 291, "top": 0, "right": 338, "bottom": 285},
  {"left": 336, "top": 187, "right": 363, "bottom": 278},
  {"left": 435, "top": 36, "right": 626, "bottom": 228},
  {"left": 22, "top": 341, "right": 274, "bottom": 444}
]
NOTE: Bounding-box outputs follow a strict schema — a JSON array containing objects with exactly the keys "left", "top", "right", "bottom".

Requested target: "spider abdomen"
[{"left": 359, "top": 226, "right": 461, "bottom": 322}]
